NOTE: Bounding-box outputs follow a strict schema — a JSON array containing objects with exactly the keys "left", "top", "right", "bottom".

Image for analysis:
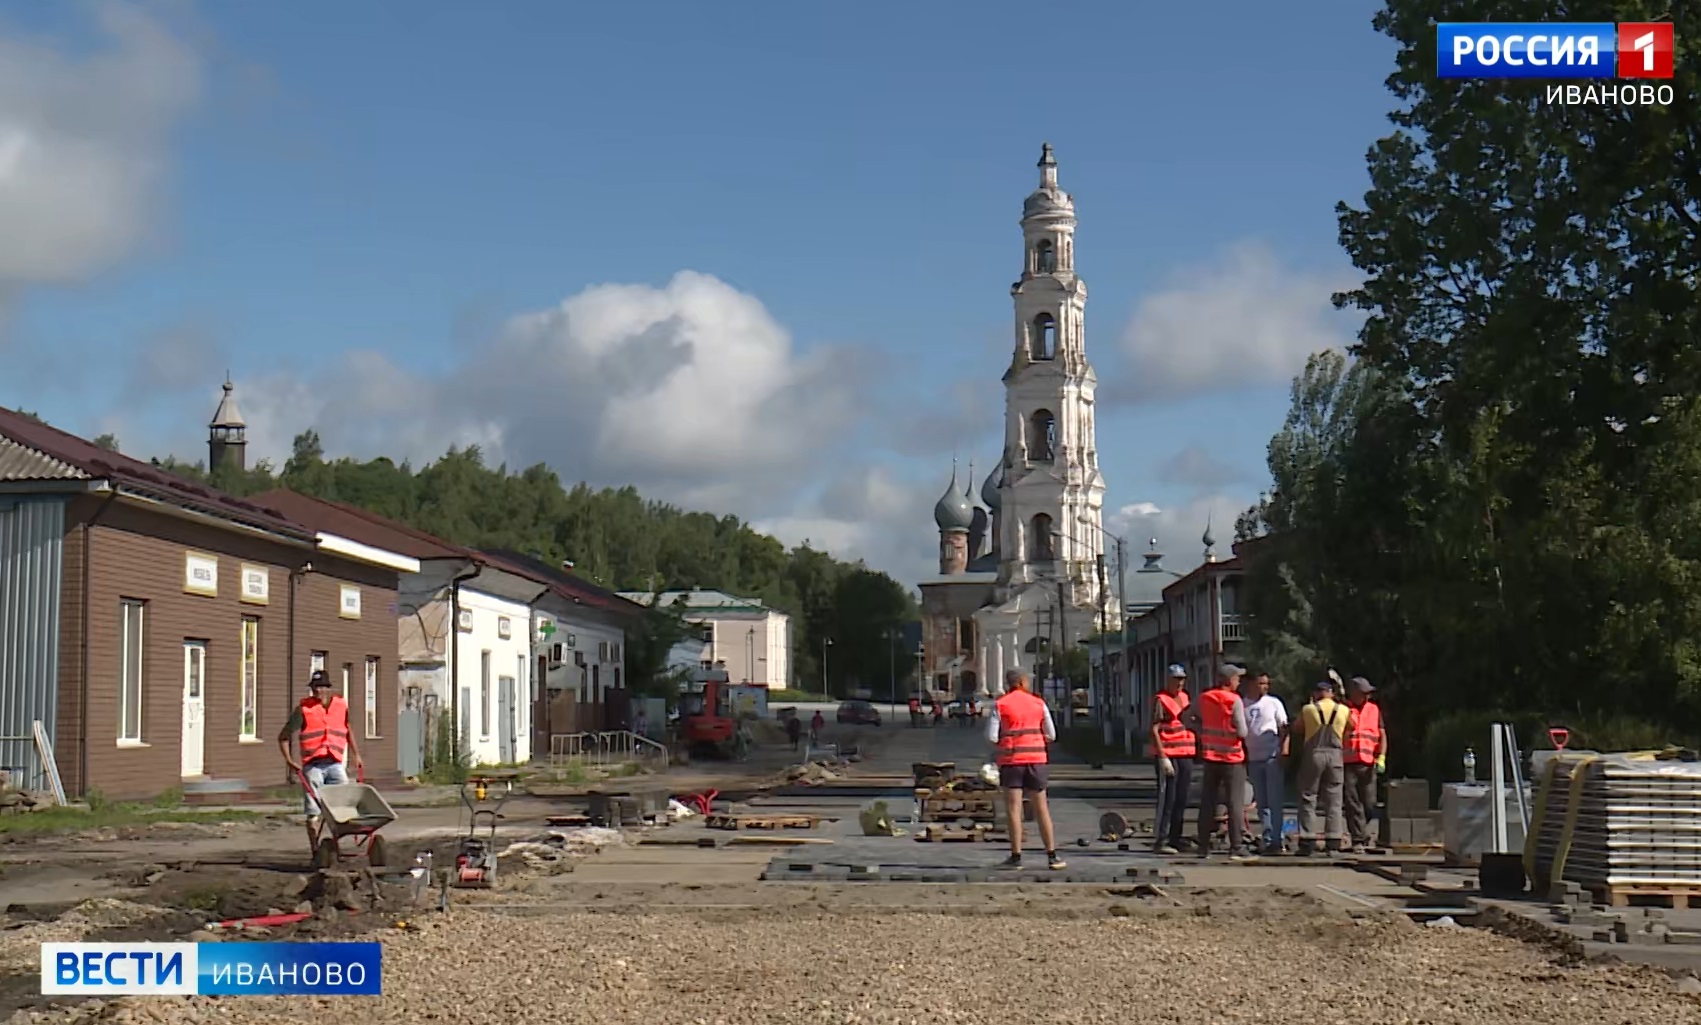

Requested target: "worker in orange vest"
[
  {"left": 1343, "top": 676, "right": 1387, "bottom": 851},
  {"left": 1189, "top": 663, "right": 1251, "bottom": 860},
  {"left": 1149, "top": 664, "right": 1195, "bottom": 855},
  {"left": 277, "top": 669, "right": 363, "bottom": 853},
  {"left": 987, "top": 668, "right": 1065, "bottom": 871}
]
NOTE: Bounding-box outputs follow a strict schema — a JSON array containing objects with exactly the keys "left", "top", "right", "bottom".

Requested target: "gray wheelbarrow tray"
[{"left": 303, "top": 775, "right": 397, "bottom": 868}]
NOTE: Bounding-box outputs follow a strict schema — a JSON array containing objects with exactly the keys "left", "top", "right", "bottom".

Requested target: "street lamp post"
[
  {"left": 746, "top": 627, "right": 755, "bottom": 685},
  {"left": 882, "top": 628, "right": 898, "bottom": 716},
  {"left": 821, "top": 636, "right": 833, "bottom": 697}
]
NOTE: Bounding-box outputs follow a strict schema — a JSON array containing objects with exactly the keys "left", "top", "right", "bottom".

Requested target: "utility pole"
[
  {"left": 1114, "top": 533, "right": 1129, "bottom": 751},
  {"left": 1055, "top": 577, "right": 1068, "bottom": 725},
  {"left": 1097, "top": 552, "right": 1110, "bottom": 746},
  {"left": 821, "top": 637, "right": 832, "bottom": 696}
]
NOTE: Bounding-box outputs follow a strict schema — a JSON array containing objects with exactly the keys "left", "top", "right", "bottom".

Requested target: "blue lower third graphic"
[{"left": 41, "top": 942, "right": 382, "bottom": 996}]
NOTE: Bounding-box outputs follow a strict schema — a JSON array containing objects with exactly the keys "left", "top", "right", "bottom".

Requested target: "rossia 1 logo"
[{"left": 1436, "top": 22, "right": 1675, "bottom": 107}]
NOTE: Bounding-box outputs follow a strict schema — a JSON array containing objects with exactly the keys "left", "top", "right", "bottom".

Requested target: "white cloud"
[
  {"left": 228, "top": 271, "right": 864, "bottom": 520},
  {"left": 752, "top": 464, "right": 939, "bottom": 586},
  {"left": 0, "top": 4, "right": 199, "bottom": 295},
  {"left": 1115, "top": 240, "right": 1358, "bottom": 402}
]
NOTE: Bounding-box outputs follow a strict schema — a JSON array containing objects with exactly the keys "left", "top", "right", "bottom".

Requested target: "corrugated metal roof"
[
  {"left": 0, "top": 435, "right": 89, "bottom": 482},
  {"left": 0, "top": 406, "right": 312, "bottom": 540}
]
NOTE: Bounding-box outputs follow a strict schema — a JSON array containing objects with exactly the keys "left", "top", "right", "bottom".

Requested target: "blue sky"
[{"left": 0, "top": 0, "right": 1399, "bottom": 596}]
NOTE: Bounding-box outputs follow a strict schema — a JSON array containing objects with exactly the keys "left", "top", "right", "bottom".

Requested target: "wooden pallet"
[
  {"left": 705, "top": 812, "right": 821, "bottom": 831},
  {"left": 914, "top": 823, "right": 993, "bottom": 843},
  {"left": 918, "top": 795, "right": 997, "bottom": 824},
  {"left": 1590, "top": 884, "right": 1701, "bottom": 910}
]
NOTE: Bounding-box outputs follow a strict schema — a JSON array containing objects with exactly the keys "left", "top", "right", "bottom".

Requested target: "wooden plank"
[{"left": 726, "top": 836, "right": 834, "bottom": 845}]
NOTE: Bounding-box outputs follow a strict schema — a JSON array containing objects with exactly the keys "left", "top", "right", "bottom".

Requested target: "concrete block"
[
  {"left": 1387, "top": 779, "right": 1430, "bottom": 817},
  {"left": 1407, "top": 817, "right": 1436, "bottom": 844},
  {"left": 1390, "top": 819, "right": 1413, "bottom": 845}
]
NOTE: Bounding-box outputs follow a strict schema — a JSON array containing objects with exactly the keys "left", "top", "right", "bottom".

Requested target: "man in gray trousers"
[{"left": 1295, "top": 677, "right": 1347, "bottom": 856}]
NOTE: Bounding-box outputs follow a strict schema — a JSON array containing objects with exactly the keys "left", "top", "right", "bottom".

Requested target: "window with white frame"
[
  {"left": 364, "top": 657, "right": 379, "bottom": 738},
  {"left": 310, "top": 651, "right": 326, "bottom": 675},
  {"left": 342, "top": 663, "right": 351, "bottom": 705},
  {"left": 239, "top": 617, "right": 260, "bottom": 740},
  {"left": 119, "top": 600, "right": 145, "bottom": 743},
  {"left": 479, "top": 650, "right": 491, "bottom": 738}
]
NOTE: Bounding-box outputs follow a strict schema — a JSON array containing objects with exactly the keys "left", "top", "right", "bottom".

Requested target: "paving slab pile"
[{"left": 1529, "top": 754, "right": 1701, "bottom": 894}]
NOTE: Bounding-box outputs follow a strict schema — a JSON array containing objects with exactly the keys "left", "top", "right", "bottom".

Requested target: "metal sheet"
[{"left": 0, "top": 496, "right": 66, "bottom": 792}]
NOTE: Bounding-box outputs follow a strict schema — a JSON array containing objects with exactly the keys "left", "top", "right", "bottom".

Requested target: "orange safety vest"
[
  {"left": 1154, "top": 691, "right": 1196, "bottom": 758},
  {"left": 1345, "top": 701, "right": 1383, "bottom": 766},
  {"left": 994, "top": 690, "right": 1049, "bottom": 766},
  {"left": 1197, "top": 688, "right": 1245, "bottom": 764},
  {"left": 298, "top": 696, "right": 351, "bottom": 764}
]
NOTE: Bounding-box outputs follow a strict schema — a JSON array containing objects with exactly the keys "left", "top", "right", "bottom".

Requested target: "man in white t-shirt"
[{"left": 1242, "top": 669, "right": 1290, "bottom": 855}]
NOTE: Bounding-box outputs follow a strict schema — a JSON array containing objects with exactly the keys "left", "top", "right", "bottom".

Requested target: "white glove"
[{"left": 1160, "top": 756, "right": 1176, "bottom": 777}]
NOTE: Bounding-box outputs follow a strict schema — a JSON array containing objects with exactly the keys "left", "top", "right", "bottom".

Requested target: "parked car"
[{"left": 836, "top": 700, "right": 882, "bottom": 726}]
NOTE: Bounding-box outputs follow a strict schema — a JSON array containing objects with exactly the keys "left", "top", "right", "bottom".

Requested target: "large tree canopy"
[
  {"left": 154, "top": 431, "right": 919, "bottom": 699},
  {"left": 1242, "top": 1, "right": 1701, "bottom": 764}
]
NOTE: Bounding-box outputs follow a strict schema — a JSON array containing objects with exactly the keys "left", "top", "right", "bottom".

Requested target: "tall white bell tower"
[{"left": 993, "top": 143, "right": 1106, "bottom": 605}]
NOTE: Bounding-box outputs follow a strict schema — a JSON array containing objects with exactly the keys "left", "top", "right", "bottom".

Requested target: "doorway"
[
  {"left": 181, "top": 641, "right": 206, "bottom": 777},
  {"left": 498, "top": 676, "right": 517, "bottom": 764}
]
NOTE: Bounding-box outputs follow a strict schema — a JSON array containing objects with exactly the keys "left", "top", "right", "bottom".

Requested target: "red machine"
[{"left": 680, "top": 668, "right": 739, "bottom": 758}]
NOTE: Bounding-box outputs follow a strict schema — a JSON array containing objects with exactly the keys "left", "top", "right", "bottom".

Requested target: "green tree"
[
  {"left": 1246, "top": 0, "right": 1701, "bottom": 764},
  {"left": 92, "top": 433, "right": 118, "bottom": 452}
]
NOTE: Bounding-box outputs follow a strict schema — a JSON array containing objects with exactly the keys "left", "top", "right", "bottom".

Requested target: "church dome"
[
  {"left": 933, "top": 465, "right": 974, "bottom": 531},
  {"left": 1022, "top": 142, "right": 1074, "bottom": 220},
  {"left": 1023, "top": 187, "right": 1074, "bottom": 218},
  {"left": 980, "top": 464, "right": 1004, "bottom": 511}
]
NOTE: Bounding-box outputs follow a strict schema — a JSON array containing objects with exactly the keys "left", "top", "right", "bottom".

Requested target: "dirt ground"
[
  {"left": 5, "top": 885, "right": 1701, "bottom": 1024},
  {"left": 3, "top": 729, "right": 1700, "bottom": 1022}
]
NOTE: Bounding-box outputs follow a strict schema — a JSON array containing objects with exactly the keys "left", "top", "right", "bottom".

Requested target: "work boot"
[
  {"left": 999, "top": 853, "right": 1022, "bottom": 869},
  {"left": 1156, "top": 844, "right": 1179, "bottom": 855}
]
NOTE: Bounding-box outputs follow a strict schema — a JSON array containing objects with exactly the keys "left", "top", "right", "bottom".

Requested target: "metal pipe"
[{"left": 78, "top": 489, "right": 119, "bottom": 798}]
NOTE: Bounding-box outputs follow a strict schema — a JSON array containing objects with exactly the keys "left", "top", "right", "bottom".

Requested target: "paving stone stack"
[{"left": 1527, "top": 753, "right": 1701, "bottom": 893}]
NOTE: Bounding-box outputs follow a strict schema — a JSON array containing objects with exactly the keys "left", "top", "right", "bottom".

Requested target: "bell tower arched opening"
[{"left": 1029, "top": 313, "right": 1056, "bottom": 361}]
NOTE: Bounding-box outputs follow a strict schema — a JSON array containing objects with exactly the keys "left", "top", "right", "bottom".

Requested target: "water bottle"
[{"left": 1463, "top": 746, "right": 1477, "bottom": 784}]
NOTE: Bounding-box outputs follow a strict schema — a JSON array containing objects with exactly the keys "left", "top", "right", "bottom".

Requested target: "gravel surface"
[{"left": 6, "top": 893, "right": 1701, "bottom": 1025}]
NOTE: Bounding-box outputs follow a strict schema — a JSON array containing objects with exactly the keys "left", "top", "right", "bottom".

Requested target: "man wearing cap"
[
  {"left": 1295, "top": 675, "right": 1348, "bottom": 855},
  {"left": 1191, "top": 663, "right": 1251, "bottom": 859},
  {"left": 278, "top": 669, "right": 363, "bottom": 854},
  {"left": 1149, "top": 664, "right": 1195, "bottom": 855},
  {"left": 1343, "top": 676, "right": 1387, "bottom": 851}
]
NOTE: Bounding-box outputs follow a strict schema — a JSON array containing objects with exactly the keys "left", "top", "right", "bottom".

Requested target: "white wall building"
[{"left": 617, "top": 588, "right": 790, "bottom": 688}]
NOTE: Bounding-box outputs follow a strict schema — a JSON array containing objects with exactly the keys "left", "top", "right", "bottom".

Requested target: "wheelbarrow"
[{"left": 300, "top": 764, "right": 397, "bottom": 870}]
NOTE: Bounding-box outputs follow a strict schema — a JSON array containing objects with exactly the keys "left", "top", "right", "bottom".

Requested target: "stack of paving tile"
[{"left": 1527, "top": 753, "right": 1701, "bottom": 893}]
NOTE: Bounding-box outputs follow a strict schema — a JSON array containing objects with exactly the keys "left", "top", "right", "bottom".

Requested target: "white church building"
[{"left": 917, "top": 143, "right": 1109, "bottom": 699}]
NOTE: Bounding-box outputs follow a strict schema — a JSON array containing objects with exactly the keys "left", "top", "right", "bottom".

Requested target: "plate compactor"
[{"left": 451, "top": 775, "right": 512, "bottom": 888}]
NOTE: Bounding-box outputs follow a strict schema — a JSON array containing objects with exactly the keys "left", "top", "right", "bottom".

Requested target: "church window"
[
  {"left": 1029, "top": 514, "right": 1054, "bottom": 561},
  {"left": 957, "top": 618, "right": 976, "bottom": 651},
  {"left": 1027, "top": 409, "right": 1056, "bottom": 462},
  {"left": 1030, "top": 314, "right": 1056, "bottom": 361},
  {"left": 1034, "top": 239, "right": 1055, "bottom": 273}
]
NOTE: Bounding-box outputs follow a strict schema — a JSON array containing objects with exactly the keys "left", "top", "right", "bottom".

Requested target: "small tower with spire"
[
  {"left": 1202, "top": 517, "right": 1218, "bottom": 564},
  {"left": 934, "top": 460, "right": 974, "bottom": 575},
  {"left": 208, "top": 373, "right": 247, "bottom": 473}
]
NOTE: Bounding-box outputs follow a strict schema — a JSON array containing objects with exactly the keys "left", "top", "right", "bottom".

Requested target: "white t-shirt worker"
[{"left": 1243, "top": 689, "right": 1289, "bottom": 762}]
